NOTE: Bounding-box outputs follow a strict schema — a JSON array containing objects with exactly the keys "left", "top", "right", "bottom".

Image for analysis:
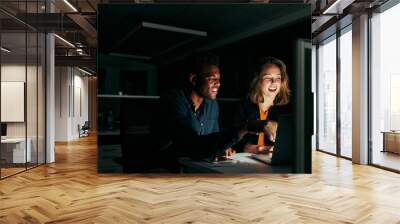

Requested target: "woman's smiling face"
[{"left": 259, "top": 65, "right": 282, "bottom": 100}]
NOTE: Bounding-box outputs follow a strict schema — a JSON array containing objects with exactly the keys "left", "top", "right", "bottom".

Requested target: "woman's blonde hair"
[{"left": 248, "top": 57, "right": 291, "bottom": 106}]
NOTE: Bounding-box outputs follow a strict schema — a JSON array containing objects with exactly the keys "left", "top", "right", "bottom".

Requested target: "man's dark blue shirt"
[
  {"left": 173, "top": 89, "right": 219, "bottom": 136},
  {"left": 151, "top": 88, "right": 240, "bottom": 161}
]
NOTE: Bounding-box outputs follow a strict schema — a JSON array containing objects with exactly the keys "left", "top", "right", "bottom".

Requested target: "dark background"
[{"left": 97, "top": 4, "right": 311, "bottom": 173}]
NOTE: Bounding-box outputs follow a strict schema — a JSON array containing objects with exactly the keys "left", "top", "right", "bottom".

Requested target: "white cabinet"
[{"left": 1, "top": 138, "right": 32, "bottom": 163}]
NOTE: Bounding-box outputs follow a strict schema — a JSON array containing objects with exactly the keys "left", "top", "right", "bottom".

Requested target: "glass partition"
[
  {"left": 0, "top": 1, "right": 46, "bottom": 179},
  {"left": 27, "top": 30, "right": 38, "bottom": 169},
  {"left": 1, "top": 31, "right": 28, "bottom": 177},
  {"left": 38, "top": 32, "right": 45, "bottom": 165}
]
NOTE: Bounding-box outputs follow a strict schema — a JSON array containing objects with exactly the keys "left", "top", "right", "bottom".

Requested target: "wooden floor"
[
  {"left": 1, "top": 167, "right": 26, "bottom": 178},
  {"left": 1, "top": 163, "right": 44, "bottom": 178},
  {"left": 372, "top": 151, "right": 400, "bottom": 171},
  {"left": 1, "top": 136, "right": 400, "bottom": 223}
]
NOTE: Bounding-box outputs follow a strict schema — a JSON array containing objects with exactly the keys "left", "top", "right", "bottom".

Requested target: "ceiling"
[
  {"left": 99, "top": 4, "right": 310, "bottom": 65},
  {"left": 0, "top": 0, "right": 390, "bottom": 72}
]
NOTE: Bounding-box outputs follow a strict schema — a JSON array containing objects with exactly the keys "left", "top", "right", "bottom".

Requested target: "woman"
[{"left": 232, "top": 56, "right": 291, "bottom": 154}]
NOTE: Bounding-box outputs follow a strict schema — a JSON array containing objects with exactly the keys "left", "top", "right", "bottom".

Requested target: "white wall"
[
  {"left": 1, "top": 65, "right": 41, "bottom": 137},
  {"left": 1, "top": 63, "right": 46, "bottom": 163},
  {"left": 1, "top": 65, "right": 27, "bottom": 139},
  {"left": 55, "top": 66, "right": 69, "bottom": 141},
  {"left": 55, "top": 66, "right": 89, "bottom": 141}
]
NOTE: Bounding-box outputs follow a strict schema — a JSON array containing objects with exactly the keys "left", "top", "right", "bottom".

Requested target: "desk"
[
  {"left": 382, "top": 131, "right": 400, "bottom": 154},
  {"left": 179, "top": 153, "right": 293, "bottom": 173},
  {"left": 1, "top": 138, "right": 31, "bottom": 163}
]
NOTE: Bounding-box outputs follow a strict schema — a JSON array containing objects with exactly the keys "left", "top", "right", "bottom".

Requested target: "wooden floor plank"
[{"left": 1, "top": 135, "right": 400, "bottom": 223}]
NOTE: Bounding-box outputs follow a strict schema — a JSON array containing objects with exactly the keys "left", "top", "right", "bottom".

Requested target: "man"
[{"left": 151, "top": 54, "right": 243, "bottom": 171}]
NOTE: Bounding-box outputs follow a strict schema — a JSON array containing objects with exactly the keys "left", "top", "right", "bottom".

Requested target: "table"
[
  {"left": 179, "top": 153, "right": 293, "bottom": 173},
  {"left": 382, "top": 131, "right": 400, "bottom": 154},
  {"left": 1, "top": 138, "right": 31, "bottom": 163}
]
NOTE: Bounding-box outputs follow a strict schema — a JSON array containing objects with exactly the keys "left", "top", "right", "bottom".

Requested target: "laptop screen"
[{"left": 270, "top": 114, "right": 293, "bottom": 166}]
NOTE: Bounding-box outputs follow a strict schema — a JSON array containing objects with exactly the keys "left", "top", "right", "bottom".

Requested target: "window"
[
  {"left": 317, "top": 35, "right": 337, "bottom": 154},
  {"left": 339, "top": 27, "right": 352, "bottom": 158},
  {"left": 312, "top": 45, "right": 317, "bottom": 150},
  {"left": 371, "top": 2, "right": 400, "bottom": 171}
]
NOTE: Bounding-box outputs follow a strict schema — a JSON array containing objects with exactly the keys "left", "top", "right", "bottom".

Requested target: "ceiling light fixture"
[
  {"left": 142, "top": 21, "right": 207, "bottom": 37},
  {"left": 63, "top": 0, "right": 78, "bottom": 12},
  {"left": 78, "top": 67, "right": 93, "bottom": 76},
  {"left": 322, "top": 0, "right": 355, "bottom": 15},
  {"left": 1, "top": 47, "right": 11, "bottom": 53},
  {"left": 322, "top": 0, "right": 342, "bottom": 14},
  {"left": 110, "top": 52, "right": 151, "bottom": 60},
  {"left": 54, "top": 34, "right": 75, "bottom": 48}
]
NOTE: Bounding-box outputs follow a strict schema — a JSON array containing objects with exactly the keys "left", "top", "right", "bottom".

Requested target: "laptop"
[{"left": 250, "top": 114, "right": 293, "bottom": 166}]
